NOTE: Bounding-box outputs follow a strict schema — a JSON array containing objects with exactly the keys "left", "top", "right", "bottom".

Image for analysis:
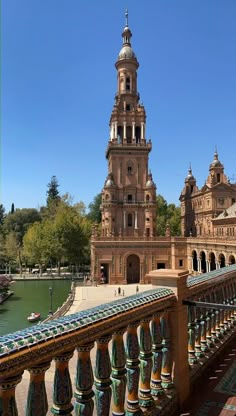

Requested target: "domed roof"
[
  {"left": 104, "top": 173, "right": 115, "bottom": 187},
  {"left": 118, "top": 45, "right": 136, "bottom": 61},
  {"left": 210, "top": 150, "right": 223, "bottom": 169},
  {"left": 146, "top": 172, "right": 155, "bottom": 187},
  {"left": 185, "top": 166, "right": 195, "bottom": 182}
]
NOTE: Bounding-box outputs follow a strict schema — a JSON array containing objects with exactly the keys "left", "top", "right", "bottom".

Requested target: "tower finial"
[{"left": 125, "top": 9, "right": 129, "bottom": 27}]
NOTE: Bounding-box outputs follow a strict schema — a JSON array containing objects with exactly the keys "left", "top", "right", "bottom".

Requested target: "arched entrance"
[
  {"left": 229, "top": 255, "right": 235, "bottom": 265},
  {"left": 209, "top": 252, "right": 216, "bottom": 271},
  {"left": 192, "top": 250, "right": 198, "bottom": 272},
  {"left": 219, "top": 253, "right": 225, "bottom": 268},
  {"left": 200, "top": 251, "right": 206, "bottom": 273},
  {"left": 127, "top": 255, "right": 140, "bottom": 284}
]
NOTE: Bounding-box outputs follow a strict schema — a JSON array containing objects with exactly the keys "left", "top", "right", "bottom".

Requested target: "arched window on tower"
[
  {"left": 118, "top": 126, "right": 123, "bottom": 143},
  {"left": 126, "top": 77, "right": 130, "bottom": 91},
  {"left": 128, "top": 213, "right": 133, "bottom": 227},
  {"left": 135, "top": 126, "right": 141, "bottom": 143},
  {"left": 217, "top": 173, "right": 220, "bottom": 183},
  {"left": 127, "top": 126, "right": 132, "bottom": 143}
]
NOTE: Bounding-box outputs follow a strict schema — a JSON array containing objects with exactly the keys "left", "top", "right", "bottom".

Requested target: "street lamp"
[{"left": 49, "top": 287, "right": 53, "bottom": 315}]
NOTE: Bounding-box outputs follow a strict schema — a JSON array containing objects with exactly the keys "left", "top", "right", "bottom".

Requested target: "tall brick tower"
[
  {"left": 101, "top": 11, "right": 156, "bottom": 239},
  {"left": 91, "top": 11, "right": 157, "bottom": 284}
]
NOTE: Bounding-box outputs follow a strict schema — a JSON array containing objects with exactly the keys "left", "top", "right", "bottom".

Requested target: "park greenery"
[{"left": 0, "top": 176, "right": 180, "bottom": 275}]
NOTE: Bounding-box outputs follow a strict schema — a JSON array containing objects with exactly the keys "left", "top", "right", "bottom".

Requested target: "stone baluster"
[
  {"left": 26, "top": 360, "right": 51, "bottom": 416},
  {"left": 194, "top": 300, "right": 204, "bottom": 358},
  {"left": 232, "top": 279, "right": 236, "bottom": 323},
  {"left": 187, "top": 305, "right": 197, "bottom": 364},
  {"left": 94, "top": 336, "right": 112, "bottom": 416},
  {"left": 150, "top": 313, "right": 164, "bottom": 396},
  {"left": 199, "top": 304, "right": 208, "bottom": 353},
  {"left": 227, "top": 283, "right": 234, "bottom": 327},
  {"left": 138, "top": 318, "right": 154, "bottom": 409},
  {"left": 209, "top": 291, "right": 217, "bottom": 343},
  {"left": 213, "top": 289, "right": 222, "bottom": 339},
  {"left": 0, "top": 372, "right": 23, "bottom": 416},
  {"left": 222, "top": 286, "right": 230, "bottom": 331},
  {"left": 74, "top": 343, "right": 94, "bottom": 416},
  {"left": 219, "top": 286, "right": 227, "bottom": 336},
  {"left": 229, "top": 280, "right": 236, "bottom": 325},
  {"left": 125, "top": 322, "right": 143, "bottom": 415},
  {"left": 160, "top": 311, "right": 173, "bottom": 389},
  {"left": 204, "top": 295, "right": 214, "bottom": 348},
  {"left": 111, "top": 328, "right": 127, "bottom": 416},
  {"left": 52, "top": 349, "right": 74, "bottom": 415}
]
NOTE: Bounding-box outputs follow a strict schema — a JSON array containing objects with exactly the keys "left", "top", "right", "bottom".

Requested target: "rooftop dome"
[
  {"left": 118, "top": 45, "right": 136, "bottom": 60},
  {"left": 210, "top": 150, "right": 223, "bottom": 169}
]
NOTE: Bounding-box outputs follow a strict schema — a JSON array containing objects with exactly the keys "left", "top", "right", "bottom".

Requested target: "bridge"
[{"left": 0, "top": 265, "right": 236, "bottom": 415}]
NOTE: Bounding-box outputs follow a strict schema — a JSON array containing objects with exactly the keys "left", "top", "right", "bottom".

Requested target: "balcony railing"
[{"left": 0, "top": 265, "right": 236, "bottom": 415}]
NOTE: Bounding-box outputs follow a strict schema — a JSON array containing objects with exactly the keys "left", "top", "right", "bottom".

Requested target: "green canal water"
[{"left": 0, "top": 280, "right": 72, "bottom": 336}]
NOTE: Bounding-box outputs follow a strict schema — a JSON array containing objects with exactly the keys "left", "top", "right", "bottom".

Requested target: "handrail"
[
  {"left": 0, "top": 269, "right": 235, "bottom": 416},
  {"left": 42, "top": 281, "right": 76, "bottom": 323}
]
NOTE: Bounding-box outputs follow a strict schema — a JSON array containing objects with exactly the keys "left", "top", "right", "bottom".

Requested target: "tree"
[
  {"left": 0, "top": 275, "right": 12, "bottom": 296},
  {"left": 3, "top": 208, "right": 41, "bottom": 245},
  {"left": 46, "top": 175, "right": 60, "bottom": 205},
  {"left": 87, "top": 193, "right": 102, "bottom": 223},
  {"left": 0, "top": 204, "right": 5, "bottom": 225},
  {"left": 23, "top": 222, "right": 48, "bottom": 275},
  {"left": 11, "top": 203, "right": 15, "bottom": 214},
  {"left": 156, "top": 194, "right": 181, "bottom": 236}
]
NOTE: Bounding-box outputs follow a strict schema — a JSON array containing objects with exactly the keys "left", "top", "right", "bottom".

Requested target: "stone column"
[
  {"left": 150, "top": 314, "right": 164, "bottom": 397},
  {"left": 111, "top": 329, "right": 127, "bottom": 416},
  {"left": 132, "top": 121, "right": 135, "bottom": 142},
  {"left": 125, "top": 322, "right": 143, "bottom": 415},
  {"left": 135, "top": 211, "right": 138, "bottom": 229},
  {"left": 94, "top": 336, "right": 112, "bottom": 416},
  {"left": 141, "top": 122, "right": 144, "bottom": 140},
  {"left": 26, "top": 360, "right": 51, "bottom": 416},
  {"left": 115, "top": 121, "right": 118, "bottom": 140},
  {"left": 0, "top": 372, "right": 23, "bottom": 416},
  {"left": 151, "top": 269, "right": 190, "bottom": 407},
  {"left": 138, "top": 318, "right": 154, "bottom": 409},
  {"left": 123, "top": 122, "right": 127, "bottom": 140},
  {"left": 52, "top": 350, "right": 74, "bottom": 415},
  {"left": 74, "top": 343, "right": 94, "bottom": 416},
  {"left": 123, "top": 211, "right": 126, "bottom": 230}
]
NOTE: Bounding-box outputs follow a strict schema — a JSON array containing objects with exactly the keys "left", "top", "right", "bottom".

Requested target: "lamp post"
[{"left": 49, "top": 287, "right": 53, "bottom": 315}]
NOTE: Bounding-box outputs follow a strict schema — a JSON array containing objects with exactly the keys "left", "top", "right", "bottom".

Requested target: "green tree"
[
  {"left": 87, "top": 193, "right": 102, "bottom": 223},
  {"left": 156, "top": 194, "right": 181, "bottom": 236},
  {"left": 23, "top": 222, "right": 48, "bottom": 275},
  {"left": 46, "top": 176, "right": 60, "bottom": 205},
  {"left": 0, "top": 204, "right": 5, "bottom": 225}
]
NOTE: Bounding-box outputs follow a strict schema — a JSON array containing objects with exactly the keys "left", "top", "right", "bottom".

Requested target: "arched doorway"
[
  {"left": 229, "top": 255, "right": 235, "bottom": 265},
  {"left": 209, "top": 252, "right": 216, "bottom": 271},
  {"left": 192, "top": 250, "right": 198, "bottom": 272},
  {"left": 127, "top": 255, "right": 140, "bottom": 284},
  {"left": 200, "top": 251, "right": 206, "bottom": 273},
  {"left": 219, "top": 254, "right": 225, "bottom": 268}
]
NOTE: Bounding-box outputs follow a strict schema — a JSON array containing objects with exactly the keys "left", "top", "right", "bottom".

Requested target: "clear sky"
[{"left": 1, "top": 0, "right": 236, "bottom": 212}]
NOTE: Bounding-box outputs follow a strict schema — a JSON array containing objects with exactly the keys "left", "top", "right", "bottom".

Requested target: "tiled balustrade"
[{"left": 0, "top": 264, "right": 235, "bottom": 415}]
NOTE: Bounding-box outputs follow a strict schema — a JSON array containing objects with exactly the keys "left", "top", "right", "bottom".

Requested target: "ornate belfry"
[{"left": 101, "top": 11, "right": 156, "bottom": 239}]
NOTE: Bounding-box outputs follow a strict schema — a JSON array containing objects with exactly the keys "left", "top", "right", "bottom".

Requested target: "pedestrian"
[
  {"left": 122, "top": 289, "right": 125, "bottom": 296},
  {"left": 118, "top": 287, "right": 121, "bottom": 295},
  {"left": 136, "top": 285, "right": 139, "bottom": 294},
  {"left": 114, "top": 289, "right": 117, "bottom": 296}
]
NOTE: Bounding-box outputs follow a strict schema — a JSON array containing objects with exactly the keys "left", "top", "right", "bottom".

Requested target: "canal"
[{"left": 0, "top": 279, "right": 72, "bottom": 336}]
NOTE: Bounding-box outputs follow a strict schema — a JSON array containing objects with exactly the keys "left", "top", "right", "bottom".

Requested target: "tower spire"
[{"left": 125, "top": 9, "right": 129, "bottom": 27}]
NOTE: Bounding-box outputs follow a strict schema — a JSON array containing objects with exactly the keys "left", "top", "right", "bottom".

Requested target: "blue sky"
[{"left": 2, "top": 0, "right": 236, "bottom": 212}]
